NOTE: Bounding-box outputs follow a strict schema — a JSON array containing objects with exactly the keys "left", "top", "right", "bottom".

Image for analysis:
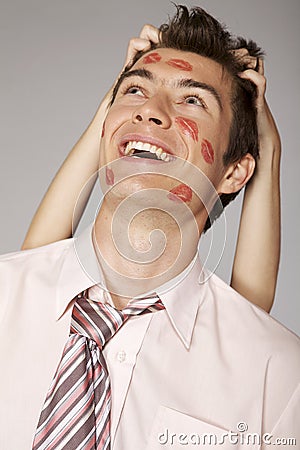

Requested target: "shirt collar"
[
  {"left": 56, "top": 224, "right": 102, "bottom": 319},
  {"left": 56, "top": 224, "right": 207, "bottom": 349},
  {"left": 158, "top": 256, "right": 206, "bottom": 349}
]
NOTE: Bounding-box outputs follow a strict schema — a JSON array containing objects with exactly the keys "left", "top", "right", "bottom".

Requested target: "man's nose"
[{"left": 132, "top": 96, "right": 172, "bottom": 129}]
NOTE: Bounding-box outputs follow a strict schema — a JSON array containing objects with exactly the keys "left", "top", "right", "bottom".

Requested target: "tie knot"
[
  {"left": 71, "top": 291, "right": 165, "bottom": 348},
  {"left": 71, "top": 296, "right": 127, "bottom": 348}
]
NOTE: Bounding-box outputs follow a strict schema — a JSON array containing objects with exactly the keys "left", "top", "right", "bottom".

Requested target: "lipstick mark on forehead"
[
  {"left": 175, "top": 117, "right": 198, "bottom": 142},
  {"left": 142, "top": 52, "right": 162, "bottom": 64},
  {"left": 105, "top": 166, "right": 114, "bottom": 186},
  {"left": 167, "top": 184, "right": 193, "bottom": 203},
  {"left": 166, "top": 59, "right": 193, "bottom": 71},
  {"left": 201, "top": 139, "right": 215, "bottom": 164}
]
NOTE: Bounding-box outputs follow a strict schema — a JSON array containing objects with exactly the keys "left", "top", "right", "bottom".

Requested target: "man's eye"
[
  {"left": 125, "top": 86, "right": 144, "bottom": 96},
  {"left": 184, "top": 95, "right": 206, "bottom": 108}
]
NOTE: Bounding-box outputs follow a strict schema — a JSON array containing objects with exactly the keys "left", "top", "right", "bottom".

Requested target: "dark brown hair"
[{"left": 111, "top": 5, "right": 264, "bottom": 230}]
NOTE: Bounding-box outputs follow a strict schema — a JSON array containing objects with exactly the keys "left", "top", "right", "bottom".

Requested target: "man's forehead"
[
  {"left": 132, "top": 47, "right": 231, "bottom": 86},
  {"left": 133, "top": 48, "right": 216, "bottom": 70},
  {"left": 129, "top": 48, "right": 233, "bottom": 102},
  {"left": 138, "top": 48, "right": 194, "bottom": 71}
]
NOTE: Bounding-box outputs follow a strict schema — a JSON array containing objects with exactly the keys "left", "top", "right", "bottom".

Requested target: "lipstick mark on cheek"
[
  {"left": 166, "top": 59, "right": 193, "bottom": 71},
  {"left": 175, "top": 117, "right": 198, "bottom": 142},
  {"left": 142, "top": 52, "right": 162, "bottom": 64},
  {"left": 201, "top": 139, "right": 215, "bottom": 164},
  {"left": 101, "top": 121, "right": 105, "bottom": 138},
  {"left": 167, "top": 184, "right": 193, "bottom": 203},
  {"left": 105, "top": 166, "right": 114, "bottom": 186}
]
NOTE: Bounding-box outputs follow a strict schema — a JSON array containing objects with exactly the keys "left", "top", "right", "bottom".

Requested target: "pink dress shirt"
[{"left": 0, "top": 225, "right": 299, "bottom": 450}]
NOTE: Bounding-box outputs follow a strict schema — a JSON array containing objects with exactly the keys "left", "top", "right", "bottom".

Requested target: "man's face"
[{"left": 99, "top": 48, "right": 233, "bottom": 217}]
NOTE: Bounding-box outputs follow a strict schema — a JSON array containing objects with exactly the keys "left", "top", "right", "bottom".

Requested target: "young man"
[{"left": 0, "top": 6, "right": 299, "bottom": 450}]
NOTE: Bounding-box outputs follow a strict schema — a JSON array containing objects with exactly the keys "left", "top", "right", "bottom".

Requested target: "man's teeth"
[{"left": 124, "top": 141, "right": 171, "bottom": 162}]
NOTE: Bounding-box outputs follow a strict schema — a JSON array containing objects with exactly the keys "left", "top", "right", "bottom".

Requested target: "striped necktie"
[{"left": 32, "top": 290, "right": 165, "bottom": 450}]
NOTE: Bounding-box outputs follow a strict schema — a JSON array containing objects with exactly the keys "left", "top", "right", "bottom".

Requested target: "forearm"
[
  {"left": 231, "top": 140, "right": 281, "bottom": 312},
  {"left": 22, "top": 99, "right": 108, "bottom": 250}
]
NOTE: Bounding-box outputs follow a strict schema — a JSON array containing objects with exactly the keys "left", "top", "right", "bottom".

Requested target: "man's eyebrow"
[
  {"left": 177, "top": 78, "right": 223, "bottom": 111},
  {"left": 111, "top": 68, "right": 154, "bottom": 105},
  {"left": 114, "top": 68, "right": 154, "bottom": 91}
]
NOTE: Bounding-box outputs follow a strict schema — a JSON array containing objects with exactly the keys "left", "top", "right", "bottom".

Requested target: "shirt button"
[{"left": 117, "top": 350, "right": 126, "bottom": 363}]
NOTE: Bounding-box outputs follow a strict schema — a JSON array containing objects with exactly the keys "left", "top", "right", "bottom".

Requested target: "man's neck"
[{"left": 92, "top": 197, "right": 202, "bottom": 308}]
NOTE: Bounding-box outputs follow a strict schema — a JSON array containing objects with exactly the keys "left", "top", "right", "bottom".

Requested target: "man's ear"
[{"left": 218, "top": 153, "right": 256, "bottom": 194}]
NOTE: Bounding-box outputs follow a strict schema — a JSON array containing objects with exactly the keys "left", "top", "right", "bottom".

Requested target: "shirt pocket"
[{"left": 145, "top": 406, "right": 258, "bottom": 450}]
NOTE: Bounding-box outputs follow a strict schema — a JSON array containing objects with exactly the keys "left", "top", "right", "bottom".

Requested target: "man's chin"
[{"left": 102, "top": 174, "right": 175, "bottom": 203}]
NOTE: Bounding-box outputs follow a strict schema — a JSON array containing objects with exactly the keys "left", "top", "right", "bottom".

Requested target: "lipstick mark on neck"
[
  {"left": 201, "top": 139, "right": 214, "bottom": 164},
  {"left": 142, "top": 52, "right": 162, "bottom": 64},
  {"left": 105, "top": 166, "right": 114, "bottom": 186},
  {"left": 175, "top": 117, "right": 198, "bottom": 142},
  {"left": 166, "top": 59, "right": 193, "bottom": 71},
  {"left": 167, "top": 184, "right": 192, "bottom": 203}
]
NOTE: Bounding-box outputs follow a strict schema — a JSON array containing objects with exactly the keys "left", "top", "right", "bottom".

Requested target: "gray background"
[{"left": 1, "top": 0, "right": 299, "bottom": 334}]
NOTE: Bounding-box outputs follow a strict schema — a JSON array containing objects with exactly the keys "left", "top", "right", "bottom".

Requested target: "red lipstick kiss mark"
[
  {"left": 105, "top": 166, "right": 114, "bottom": 186},
  {"left": 201, "top": 139, "right": 214, "bottom": 164},
  {"left": 175, "top": 116, "right": 198, "bottom": 142},
  {"left": 142, "top": 52, "right": 162, "bottom": 64},
  {"left": 101, "top": 121, "right": 105, "bottom": 138},
  {"left": 167, "top": 184, "right": 193, "bottom": 203},
  {"left": 166, "top": 59, "right": 193, "bottom": 71}
]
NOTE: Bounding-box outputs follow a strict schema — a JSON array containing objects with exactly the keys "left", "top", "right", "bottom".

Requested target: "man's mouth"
[{"left": 123, "top": 141, "right": 173, "bottom": 162}]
